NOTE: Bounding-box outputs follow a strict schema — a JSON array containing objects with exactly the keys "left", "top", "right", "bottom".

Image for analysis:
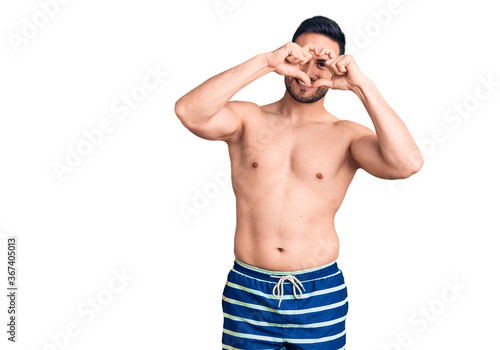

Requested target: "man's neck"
[{"left": 276, "top": 92, "right": 328, "bottom": 124}]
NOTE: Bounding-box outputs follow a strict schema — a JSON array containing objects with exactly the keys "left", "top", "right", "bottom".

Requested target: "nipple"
[
  {"left": 316, "top": 173, "right": 323, "bottom": 179},
  {"left": 252, "top": 162, "right": 259, "bottom": 168}
]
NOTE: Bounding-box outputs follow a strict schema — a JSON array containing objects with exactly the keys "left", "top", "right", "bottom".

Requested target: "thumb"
[
  {"left": 294, "top": 71, "right": 311, "bottom": 87},
  {"left": 312, "top": 79, "right": 333, "bottom": 89}
]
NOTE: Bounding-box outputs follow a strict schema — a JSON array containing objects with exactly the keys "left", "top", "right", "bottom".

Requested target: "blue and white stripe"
[{"left": 222, "top": 259, "right": 349, "bottom": 349}]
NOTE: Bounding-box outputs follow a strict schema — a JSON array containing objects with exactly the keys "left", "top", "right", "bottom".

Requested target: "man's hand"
[
  {"left": 267, "top": 42, "right": 314, "bottom": 87},
  {"left": 312, "top": 50, "right": 370, "bottom": 91}
]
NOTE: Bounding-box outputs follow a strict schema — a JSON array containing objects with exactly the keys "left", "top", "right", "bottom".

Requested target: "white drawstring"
[{"left": 270, "top": 275, "right": 305, "bottom": 308}]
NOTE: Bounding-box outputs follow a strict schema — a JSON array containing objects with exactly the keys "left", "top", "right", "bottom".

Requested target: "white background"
[{"left": 1, "top": 0, "right": 499, "bottom": 349}]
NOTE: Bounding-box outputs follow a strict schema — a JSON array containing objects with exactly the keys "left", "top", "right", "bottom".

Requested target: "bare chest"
[{"left": 233, "top": 119, "right": 351, "bottom": 182}]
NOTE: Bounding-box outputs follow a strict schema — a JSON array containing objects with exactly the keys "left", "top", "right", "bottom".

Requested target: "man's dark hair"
[{"left": 292, "top": 16, "right": 346, "bottom": 55}]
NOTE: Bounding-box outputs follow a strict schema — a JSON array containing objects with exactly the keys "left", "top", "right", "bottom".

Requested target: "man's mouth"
[{"left": 295, "top": 78, "right": 313, "bottom": 89}]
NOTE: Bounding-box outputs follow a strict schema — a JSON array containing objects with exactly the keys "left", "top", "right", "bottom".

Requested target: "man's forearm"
[
  {"left": 175, "top": 52, "right": 273, "bottom": 124},
  {"left": 353, "top": 79, "right": 423, "bottom": 172}
]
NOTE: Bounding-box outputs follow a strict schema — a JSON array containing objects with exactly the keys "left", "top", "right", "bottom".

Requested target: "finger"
[
  {"left": 316, "top": 46, "right": 335, "bottom": 58},
  {"left": 293, "top": 46, "right": 311, "bottom": 63},
  {"left": 285, "top": 56, "right": 302, "bottom": 64},
  {"left": 299, "top": 72, "right": 312, "bottom": 86},
  {"left": 287, "top": 53, "right": 309, "bottom": 66},
  {"left": 299, "top": 44, "right": 315, "bottom": 61},
  {"left": 336, "top": 60, "right": 348, "bottom": 74},
  {"left": 312, "top": 79, "right": 333, "bottom": 89},
  {"left": 302, "top": 43, "right": 316, "bottom": 53},
  {"left": 303, "top": 51, "right": 313, "bottom": 63},
  {"left": 283, "top": 43, "right": 303, "bottom": 62},
  {"left": 293, "top": 50, "right": 311, "bottom": 64},
  {"left": 323, "top": 49, "right": 337, "bottom": 60},
  {"left": 325, "top": 58, "right": 345, "bottom": 76},
  {"left": 303, "top": 44, "right": 327, "bottom": 59},
  {"left": 335, "top": 56, "right": 349, "bottom": 73},
  {"left": 298, "top": 48, "right": 313, "bottom": 64},
  {"left": 315, "top": 47, "right": 326, "bottom": 57},
  {"left": 285, "top": 47, "right": 305, "bottom": 63},
  {"left": 292, "top": 70, "right": 311, "bottom": 86}
]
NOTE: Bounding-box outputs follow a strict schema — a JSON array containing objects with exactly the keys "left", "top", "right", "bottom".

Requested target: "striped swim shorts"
[{"left": 222, "top": 259, "right": 349, "bottom": 349}]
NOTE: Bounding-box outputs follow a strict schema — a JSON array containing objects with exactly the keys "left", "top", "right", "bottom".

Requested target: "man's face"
[{"left": 284, "top": 32, "right": 341, "bottom": 104}]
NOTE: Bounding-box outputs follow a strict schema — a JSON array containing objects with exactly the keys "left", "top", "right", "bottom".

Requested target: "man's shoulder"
[
  {"left": 334, "top": 119, "right": 375, "bottom": 138},
  {"left": 229, "top": 101, "right": 283, "bottom": 124},
  {"left": 227, "top": 100, "right": 262, "bottom": 113}
]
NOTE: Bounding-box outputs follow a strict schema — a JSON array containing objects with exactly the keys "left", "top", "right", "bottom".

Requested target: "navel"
[
  {"left": 252, "top": 162, "right": 259, "bottom": 168},
  {"left": 316, "top": 173, "right": 323, "bottom": 179},
  {"left": 276, "top": 247, "right": 285, "bottom": 253}
]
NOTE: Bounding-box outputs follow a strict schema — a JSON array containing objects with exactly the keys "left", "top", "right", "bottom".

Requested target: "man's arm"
[
  {"left": 348, "top": 80, "right": 424, "bottom": 179},
  {"left": 313, "top": 51, "right": 424, "bottom": 179},
  {"left": 174, "top": 54, "right": 271, "bottom": 142},
  {"left": 174, "top": 43, "right": 314, "bottom": 142}
]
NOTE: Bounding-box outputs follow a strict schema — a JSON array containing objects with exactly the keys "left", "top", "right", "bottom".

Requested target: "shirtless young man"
[{"left": 175, "top": 16, "right": 423, "bottom": 350}]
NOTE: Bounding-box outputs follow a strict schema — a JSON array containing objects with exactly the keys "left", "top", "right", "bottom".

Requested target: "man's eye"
[{"left": 317, "top": 62, "right": 326, "bottom": 67}]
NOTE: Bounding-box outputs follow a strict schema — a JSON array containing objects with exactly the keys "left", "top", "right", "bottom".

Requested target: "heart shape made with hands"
[
  {"left": 270, "top": 41, "right": 363, "bottom": 91},
  {"left": 299, "top": 43, "right": 357, "bottom": 90},
  {"left": 292, "top": 43, "right": 362, "bottom": 91}
]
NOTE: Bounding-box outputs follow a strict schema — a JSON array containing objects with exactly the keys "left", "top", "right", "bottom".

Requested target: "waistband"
[{"left": 233, "top": 258, "right": 339, "bottom": 283}]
